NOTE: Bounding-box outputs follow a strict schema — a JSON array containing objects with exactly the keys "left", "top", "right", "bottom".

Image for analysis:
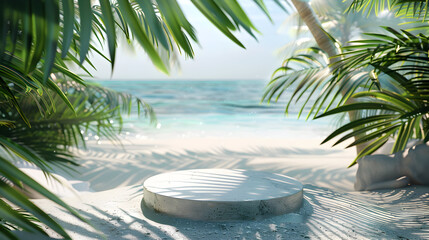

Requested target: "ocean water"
[{"left": 95, "top": 80, "right": 337, "bottom": 140}]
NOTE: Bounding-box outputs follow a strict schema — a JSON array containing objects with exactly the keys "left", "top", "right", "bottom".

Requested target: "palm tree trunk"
[
  {"left": 291, "top": 0, "right": 338, "bottom": 60},
  {"left": 291, "top": 0, "right": 365, "bottom": 154}
]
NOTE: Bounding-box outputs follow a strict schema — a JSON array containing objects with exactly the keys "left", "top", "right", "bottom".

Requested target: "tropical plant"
[
  {"left": 263, "top": 0, "right": 401, "bottom": 120},
  {"left": 0, "top": 0, "right": 269, "bottom": 120},
  {"left": 323, "top": 0, "right": 429, "bottom": 164},
  {"left": 318, "top": 19, "right": 429, "bottom": 166},
  {"left": 347, "top": 0, "right": 429, "bottom": 18},
  {"left": 0, "top": 80, "right": 152, "bottom": 238},
  {"left": 265, "top": 0, "right": 429, "bottom": 167},
  {"left": 2, "top": 79, "right": 156, "bottom": 169},
  {"left": 0, "top": 0, "right": 285, "bottom": 238},
  {"left": 264, "top": 0, "right": 382, "bottom": 155}
]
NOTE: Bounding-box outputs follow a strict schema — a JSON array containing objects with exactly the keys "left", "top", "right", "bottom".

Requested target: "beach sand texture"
[{"left": 18, "top": 137, "right": 429, "bottom": 240}]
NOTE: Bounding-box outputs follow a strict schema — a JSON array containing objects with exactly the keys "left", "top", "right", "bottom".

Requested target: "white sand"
[{"left": 18, "top": 137, "right": 429, "bottom": 239}]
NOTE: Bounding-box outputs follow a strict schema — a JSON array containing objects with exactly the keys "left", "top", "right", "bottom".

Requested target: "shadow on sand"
[
  {"left": 33, "top": 141, "right": 428, "bottom": 239},
  {"left": 17, "top": 184, "right": 428, "bottom": 239},
  {"left": 62, "top": 144, "right": 355, "bottom": 192}
]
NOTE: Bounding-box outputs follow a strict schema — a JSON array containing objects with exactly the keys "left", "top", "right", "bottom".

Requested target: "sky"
[{"left": 77, "top": 1, "right": 292, "bottom": 81}]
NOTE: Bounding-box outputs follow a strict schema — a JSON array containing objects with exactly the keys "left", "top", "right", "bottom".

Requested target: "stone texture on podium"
[{"left": 143, "top": 169, "right": 303, "bottom": 220}]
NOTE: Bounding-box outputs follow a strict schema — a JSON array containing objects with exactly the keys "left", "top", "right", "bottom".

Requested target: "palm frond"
[
  {"left": 267, "top": 17, "right": 429, "bottom": 165},
  {"left": 2, "top": 79, "right": 156, "bottom": 167},
  {"left": 313, "top": 27, "right": 429, "bottom": 163},
  {"left": 0, "top": 1, "right": 283, "bottom": 238},
  {"left": 0, "top": 149, "right": 89, "bottom": 239},
  {"left": 0, "top": 78, "right": 156, "bottom": 238},
  {"left": 263, "top": 47, "right": 332, "bottom": 119},
  {"left": 263, "top": 46, "right": 372, "bottom": 120},
  {"left": 347, "top": 0, "right": 429, "bottom": 19},
  {"left": 333, "top": 27, "right": 429, "bottom": 92},
  {"left": 1, "top": 0, "right": 281, "bottom": 124},
  {"left": 316, "top": 90, "right": 427, "bottom": 166}
]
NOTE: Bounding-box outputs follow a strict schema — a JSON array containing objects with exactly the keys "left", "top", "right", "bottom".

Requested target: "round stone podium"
[{"left": 143, "top": 169, "right": 303, "bottom": 221}]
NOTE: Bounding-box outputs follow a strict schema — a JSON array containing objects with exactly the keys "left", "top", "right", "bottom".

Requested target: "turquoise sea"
[{"left": 96, "top": 80, "right": 336, "bottom": 140}]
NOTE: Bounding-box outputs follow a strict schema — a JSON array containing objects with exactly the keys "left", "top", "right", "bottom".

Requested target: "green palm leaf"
[
  {"left": 317, "top": 89, "right": 428, "bottom": 164},
  {"left": 267, "top": 23, "right": 429, "bottom": 166},
  {"left": 0, "top": 79, "right": 156, "bottom": 238},
  {"left": 347, "top": 0, "right": 429, "bottom": 19},
  {"left": 0, "top": 1, "right": 282, "bottom": 238}
]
